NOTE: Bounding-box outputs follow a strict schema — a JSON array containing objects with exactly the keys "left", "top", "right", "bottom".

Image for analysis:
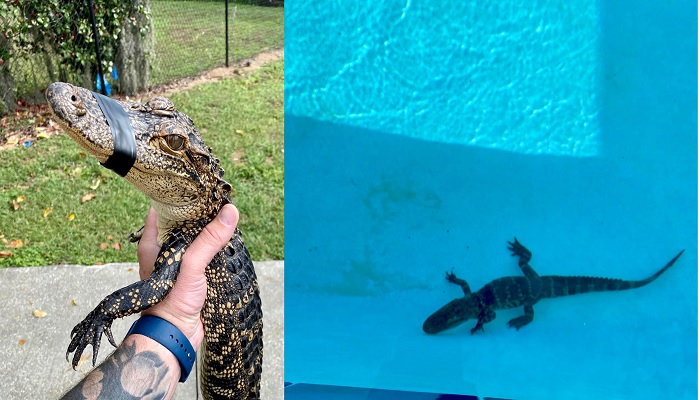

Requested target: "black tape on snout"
[{"left": 93, "top": 92, "right": 136, "bottom": 177}]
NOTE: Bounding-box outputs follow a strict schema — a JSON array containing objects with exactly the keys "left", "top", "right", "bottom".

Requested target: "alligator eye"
[{"left": 164, "top": 135, "right": 185, "bottom": 151}]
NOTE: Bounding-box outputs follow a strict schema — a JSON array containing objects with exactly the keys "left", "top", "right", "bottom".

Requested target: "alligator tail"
[{"left": 541, "top": 249, "right": 684, "bottom": 298}]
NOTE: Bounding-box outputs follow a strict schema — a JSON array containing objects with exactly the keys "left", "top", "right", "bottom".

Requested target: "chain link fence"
[
  {"left": 149, "top": 0, "right": 283, "bottom": 86},
  {"left": 0, "top": 0, "right": 283, "bottom": 115}
]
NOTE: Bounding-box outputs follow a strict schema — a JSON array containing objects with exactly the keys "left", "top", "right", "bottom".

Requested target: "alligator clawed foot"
[
  {"left": 470, "top": 324, "right": 484, "bottom": 335},
  {"left": 445, "top": 270, "right": 457, "bottom": 283},
  {"left": 507, "top": 316, "right": 533, "bottom": 330},
  {"left": 66, "top": 311, "right": 116, "bottom": 368},
  {"left": 507, "top": 237, "right": 531, "bottom": 258}
]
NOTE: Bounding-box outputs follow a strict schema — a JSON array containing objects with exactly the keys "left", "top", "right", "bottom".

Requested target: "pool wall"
[{"left": 285, "top": 1, "right": 697, "bottom": 399}]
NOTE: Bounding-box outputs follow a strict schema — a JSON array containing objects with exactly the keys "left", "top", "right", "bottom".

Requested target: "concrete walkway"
[{"left": 0, "top": 260, "right": 283, "bottom": 399}]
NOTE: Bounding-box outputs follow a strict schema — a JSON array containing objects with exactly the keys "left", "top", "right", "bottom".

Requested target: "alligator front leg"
[
  {"left": 507, "top": 304, "right": 535, "bottom": 330},
  {"left": 66, "top": 239, "right": 187, "bottom": 368},
  {"left": 446, "top": 270, "right": 472, "bottom": 295},
  {"left": 470, "top": 307, "right": 496, "bottom": 334}
]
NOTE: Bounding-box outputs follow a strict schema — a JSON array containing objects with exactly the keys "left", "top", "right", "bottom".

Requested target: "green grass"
[
  {"left": 0, "top": 59, "right": 283, "bottom": 267},
  {"left": 150, "top": 1, "right": 284, "bottom": 85}
]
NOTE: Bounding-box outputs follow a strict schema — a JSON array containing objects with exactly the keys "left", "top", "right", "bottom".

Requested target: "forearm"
[{"left": 61, "top": 334, "right": 181, "bottom": 400}]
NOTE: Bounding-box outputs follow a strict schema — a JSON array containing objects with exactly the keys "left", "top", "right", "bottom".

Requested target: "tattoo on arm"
[{"left": 61, "top": 339, "right": 175, "bottom": 400}]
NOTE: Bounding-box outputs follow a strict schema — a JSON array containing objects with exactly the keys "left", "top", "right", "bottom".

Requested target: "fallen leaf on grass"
[
  {"left": 67, "top": 213, "right": 75, "bottom": 221},
  {"left": 90, "top": 179, "right": 101, "bottom": 190},
  {"left": 111, "top": 242, "right": 122, "bottom": 251},
  {"left": 99, "top": 243, "right": 108, "bottom": 250},
  {"left": 11, "top": 199, "right": 20, "bottom": 211},
  {"left": 16, "top": 195, "right": 25, "bottom": 203},
  {"left": 81, "top": 193, "right": 96, "bottom": 203},
  {"left": 6, "top": 239, "right": 23, "bottom": 248},
  {"left": 235, "top": 129, "right": 244, "bottom": 135},
  {"left": 18, "top": 339, "right": 26, "bottom": 345},
  {"left": 47, "top": 119, "right": 59, "bottom": 132},
  {"left": 43, "top": 208, "right": 51, "bottom": 218},
  {"left": 32, "top": 309, "right": 47, "bottom": 318},
  {"left": 0, "top": 251, "right": 11, "bottom": 258}
]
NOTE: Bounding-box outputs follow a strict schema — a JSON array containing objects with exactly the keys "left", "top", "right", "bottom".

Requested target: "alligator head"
[
  {"left": 46, "top": 82, "right": 230, "bottom": 243},
  {"left": 422, "top": 294, "right": 480, "bottom": 334}
]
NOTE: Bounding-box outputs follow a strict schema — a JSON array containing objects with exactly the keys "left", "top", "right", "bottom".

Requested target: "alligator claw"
[
  {"left": 507, "top": 316, "right": 531, "bottom": 330},
  {"left": 129, "top": 225, "right": 145, "bottom": 243},
  {"left": 507, "top": 237, "right": 531, "bottom": 259},
  {"left": 445, "top": 270, "right": 457, "bottom": 283},
  {"left": 66, "top": 311, "right": 114, "bottom": 368}
]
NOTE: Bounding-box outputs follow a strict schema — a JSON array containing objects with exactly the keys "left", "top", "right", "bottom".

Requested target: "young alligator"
[
  {"left": 46, "top": 82, "right": 262, "bottom": 399},
  {"left": 423, "top": 238, "right": 683, "bottom": 335}
]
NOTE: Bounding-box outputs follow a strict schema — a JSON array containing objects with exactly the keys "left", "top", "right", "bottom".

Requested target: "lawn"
[
  {"left": 150, "top": 1, "right": 284, "bottom": 85},
  {"left": 0, "top": 59, "right": 284, "bottom": 267}
]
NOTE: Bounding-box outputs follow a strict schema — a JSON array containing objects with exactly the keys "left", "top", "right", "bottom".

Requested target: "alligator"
[
  {"left": 423, "top": 238, "right": 683, "bottom": 335},
  {"left": 46, "top": 82, "right": 262, "bottom": 399}
]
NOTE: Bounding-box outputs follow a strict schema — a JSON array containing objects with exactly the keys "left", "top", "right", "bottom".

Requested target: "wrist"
[
  {"left": 126, "top": 315, "right": 197, "bottom": 382},
  {"left": 141, "top": 309, "right": 204, "bottom": 349}
]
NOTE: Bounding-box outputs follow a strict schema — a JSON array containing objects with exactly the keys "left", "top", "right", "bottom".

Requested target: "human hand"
[{"left": 136, "top": 204, "right": 239, "bottom": 349}]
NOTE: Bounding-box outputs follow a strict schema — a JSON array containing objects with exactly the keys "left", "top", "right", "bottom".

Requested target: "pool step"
[{"left": 284, "top": 382, "right": 512, "bottom": 400}]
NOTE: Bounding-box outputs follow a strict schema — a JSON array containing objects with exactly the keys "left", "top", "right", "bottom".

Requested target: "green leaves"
[{"left": 1, "top": 0, "right": 151, "bottom": 74}]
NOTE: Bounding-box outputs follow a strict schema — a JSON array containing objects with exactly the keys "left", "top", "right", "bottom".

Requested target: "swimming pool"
[{"left": 285, "top": 1, "right": 697, "bottom": 399}]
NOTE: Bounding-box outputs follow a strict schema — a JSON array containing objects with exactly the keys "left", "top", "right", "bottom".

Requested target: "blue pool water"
[{"left": 285, "top": 1, "right": 697, "bottom": 399}]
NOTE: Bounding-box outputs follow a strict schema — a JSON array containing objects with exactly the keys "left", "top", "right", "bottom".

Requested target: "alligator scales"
[
  {"left": 423, "top": 238, "right": 683, "bottom": 334},
  {"left": 46, "top": 82, "right": 263, "bottom": 399}
]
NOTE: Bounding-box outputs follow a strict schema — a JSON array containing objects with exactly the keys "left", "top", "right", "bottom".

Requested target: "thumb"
[{"left": 179, "top": 204, "right": 239, "bottom": 280}]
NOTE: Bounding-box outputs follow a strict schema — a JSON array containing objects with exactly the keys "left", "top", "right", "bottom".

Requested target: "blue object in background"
[
  {"left": 112, "top": 66, "right": 119, "bottom": 81},
  {"left": 285, "top": 0, "right": 697, "bottom": 399},
  {"left": 95, "top": 73, "right": 112, "bottom": 95},
  {"left": 285, "top": 383, "right": 481, "bottom": 400}
]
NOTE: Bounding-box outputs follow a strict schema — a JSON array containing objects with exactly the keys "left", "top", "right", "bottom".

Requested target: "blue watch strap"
[{"left": 126, "top": 315, "right": 196, "bottom": 382}]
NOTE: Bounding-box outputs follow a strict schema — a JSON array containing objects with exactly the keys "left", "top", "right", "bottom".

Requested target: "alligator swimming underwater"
[
  {"left": 46, "top": 82, "right": 262, "bottom": 399},
  {"left": 423, "top": 238, "right": 683, "bottom": 335}
]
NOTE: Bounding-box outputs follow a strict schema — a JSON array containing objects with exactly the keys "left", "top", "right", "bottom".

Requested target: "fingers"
[
  {"left": 179, "top": 204, "right": 239, "bottom": 282},
  {"left": 137, "top": 207, "right": 160, "bottom": 280}
]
